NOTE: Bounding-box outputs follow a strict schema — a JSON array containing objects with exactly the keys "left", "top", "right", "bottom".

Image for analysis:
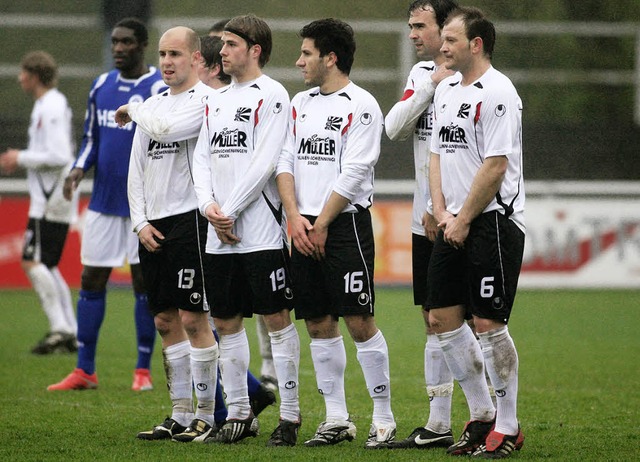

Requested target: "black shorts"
[
  {"left": 292, "top": 210, "right": 375, "bottom": 320},
  {"left": 139, "top": 210, "right": 208, "bottom": 316},
  {"left": 22, "top": 217, "right": 69, "bottom": 268},
  {"left": 412, "top": 233, "right": 433, "bottom": 307},
  {"left": 426, "top": 211, "right": 525, "bottom": 323},
  {"left": 204, "top": 247, "right": 294, "bottom": 319}
]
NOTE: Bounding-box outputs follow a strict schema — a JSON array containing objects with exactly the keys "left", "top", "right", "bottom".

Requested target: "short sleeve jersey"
[
  {"left": 128, "top": 81, "right": 214, "bottom": 232},
  {"left": 277, "top": 81, "right": 383, "bottom": 216},
  {"left": 430, "top": 66, "right": 525, "bottom": 232},
  {"left": 192, "top": 75, "right": 290, "bottom": 254},
  {"left": 74, "top": 67, "right": 166, "bottom": 217}
]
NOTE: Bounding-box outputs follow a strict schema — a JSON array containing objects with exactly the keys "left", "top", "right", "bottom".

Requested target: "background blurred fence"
[{"left": 1, "top": 11, "right": 639, "bottom": 180}]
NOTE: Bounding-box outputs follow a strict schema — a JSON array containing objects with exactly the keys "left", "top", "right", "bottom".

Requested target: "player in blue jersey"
[{"left": 48, "top": 18, "right": 166, "bottom": 392}]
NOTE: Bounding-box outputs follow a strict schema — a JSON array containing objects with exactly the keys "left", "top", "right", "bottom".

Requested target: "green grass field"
[{"left": 1, "top": 288, "right": 639, "bottom": 461}]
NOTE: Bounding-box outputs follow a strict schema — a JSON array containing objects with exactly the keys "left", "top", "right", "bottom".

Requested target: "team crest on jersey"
[
  {"left": 128, "top": 94, "right": 144, "bottom": 104},
  {"left": 299, "top": 113, "right": 308, "bottom": 123},
  {"left": 495, "top": 104, "right": 507, "bottom": 117},
  {"left": 457, "top": 103, "right": 471, "bottom": 119},
  {"left": 273, "top": 102, "right": 283, "bottom": 114},
  {"left": 325, "top": 116, "right": 342, "bottom": 131},
  {"left": 234, "top": 107, "right": 251, "bottom": 122},
  {"left": 360, "top": 113, "right": 373, "bottom": 125},
  {"left": 440, "top": 103, "right": 447, "bottom": 113},
  {"left": 213, "top": 107, "right": 221, "bottom": 117}
]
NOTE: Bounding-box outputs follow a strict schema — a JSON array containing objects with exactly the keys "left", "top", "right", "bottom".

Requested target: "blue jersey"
[{"left": 74, "top": 67, "right": 166, "bottom": 216}]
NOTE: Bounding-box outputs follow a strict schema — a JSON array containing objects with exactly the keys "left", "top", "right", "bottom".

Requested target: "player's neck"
[
  {"left": 120, "top": 63, "right": 149, "bottom": 80},
  {"left": 169, "top": 75, "right": 200, "bottom": 95},
  {"left": 32, "top": 85, "right": 50, "bottom": 100},
  {"left": 233, "top": 67, "right": 262, "bottom": 84},
  {"left": 319, "top": 73, "right": 350, "bottom": 95},
  {"left": 461, "top": 60, "right": 491, "bottom": 86}
]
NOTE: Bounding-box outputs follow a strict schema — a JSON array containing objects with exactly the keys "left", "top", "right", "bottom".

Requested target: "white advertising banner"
[{"left": 520, "top": 197, "right": 640, "bottom": 288}]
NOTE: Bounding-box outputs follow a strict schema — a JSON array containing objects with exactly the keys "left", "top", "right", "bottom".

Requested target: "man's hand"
[
  {"left": 308, "top": 221, "right": 329, "bottom": 260},
  {"left": 114, "top": 104, "right": 132, "bottom": 127},
  {"left": 205, "top": 203, "right": 240, "bottom": 244},
  {"left": 63, "top": 168, "right": 84, "bottom": 200},
  {"left": 0, "top": 149, "right": 20, "bottom": 174},
  {"left": 137, "top": 224, "right": 165, "bottom": 253},
  {"left": 422, "top": 211, "right": 438, "bottom": 243},
  {"left": 289, "top": 214, "right": 314, "bottom": 256},
  {"left": 430, "top": 65, "right": 455, "bottom": 86},
  {"left": 441, "top": 216, "right": 470, "bottom": 250}
]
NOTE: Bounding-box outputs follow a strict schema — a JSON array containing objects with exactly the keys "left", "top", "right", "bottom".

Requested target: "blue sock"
[
  {"left": 214, "top": 372, "right": 228, "bottom": 425},
  {"left": 76, "top": 290, "right": 106, "bottom": 375},
  {"left": 134, "top": 292, "right": 156, "bottom": 370},
  {"left": 247, "top": 369, "right": 261, "bottom": 395}
]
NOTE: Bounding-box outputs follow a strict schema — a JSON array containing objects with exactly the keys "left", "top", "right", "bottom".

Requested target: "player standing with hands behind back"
[{"left": 428, "top": 7, "right": 525, "bottom": 458}]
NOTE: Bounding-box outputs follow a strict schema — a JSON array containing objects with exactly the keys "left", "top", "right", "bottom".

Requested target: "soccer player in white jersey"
[
  {"left": 276, "top": 18, "right": 396, "bottom": 449},
  {"left": 115, "top": 34, "right": 279, "bottom": 426},
  {"left": 192, "top": 14, "right": 301, "bottom": 447},
  {"left": 48, "top": 18, "right": 163, "bottom": 392},
  {"left": 128, "top": 27, "right": 219, "bottom": 444},
  {"left": 428, "top": 7, "right": 525, "bottom": 458},
  {"left": 0, "top": 51, "right": 77, "bottom": 355},
  {"left": 383, "top": 0, "right": 459, "bottom": 450}
]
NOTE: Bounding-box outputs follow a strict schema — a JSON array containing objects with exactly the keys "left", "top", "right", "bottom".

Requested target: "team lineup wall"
[{"left": 2, "top": 181, "right": 638, "bottom": 289}]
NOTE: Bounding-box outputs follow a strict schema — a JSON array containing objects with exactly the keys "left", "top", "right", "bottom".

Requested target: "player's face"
[
  {"left": 18, "top": 69, "right": 37, "bottom": 95},
  {"left": 158, "top": 31, "right": 199, "bottom": 92},
  {"left": 408, "top": 6, "right": 442, "bottom": 60},
  {"left": 440, "top": 17, "right": 473, "bottom": 73},
  {"left": 220, "top": 31, "right": 254, "bottom": 81},
  {"left": 111, "top": 26, "right": 145, "bottom": 73},
  {"left": 296, "top": 38, "right": 328, "bottom": 88}
]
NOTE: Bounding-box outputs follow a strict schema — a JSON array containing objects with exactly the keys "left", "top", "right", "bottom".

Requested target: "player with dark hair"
[
  {"left": 48, "top": 18, "right": 165, "bottom": 392},
  {"left": 384, "top": 0, "right": 459, "bottom": 450},
  {"left": 428, "top": 6, "right": 525, "bottom": 458},
  {"left": 276, "top": 18, "right": 396, "bottom": 449},
  {"left": 0, "top": 51, "right": 77, "bottom": 355}
]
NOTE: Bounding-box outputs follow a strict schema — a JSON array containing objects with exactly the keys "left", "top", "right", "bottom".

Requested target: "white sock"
[
  {"left": 437, "top": 323, "right": 495, "bottom": 422},
  {"left": 478, "top": 326, "right": 519, "bottom": 435},
  {"left": 257, "top": 315, "right": 276, "bottom": 379},
  {"left": 190, "top": 344, "right": 219, "bottom": 426},
  {"left": 164, "top": 340, "right": 194, "bottom": 426},
  {"left": 310, "top": 336, "right": 349, "bottom": 421},
  {"left": 27, "top": 263, "right": 69, "bottom": 333},
  {"left": 425, "top": 334, "right": 454, "bottom": 433},
  {"left": 269, "top": 323, "right": 300, "bottom": 422},
  {"left": 50, "top": 266, "right": 77, "bottom": 334},
  {"left": 355, "top": 330, "right": 394, "bottom": 425},
  {"left": 218, "top": 329, "right": 251, "bottom": 419}
]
